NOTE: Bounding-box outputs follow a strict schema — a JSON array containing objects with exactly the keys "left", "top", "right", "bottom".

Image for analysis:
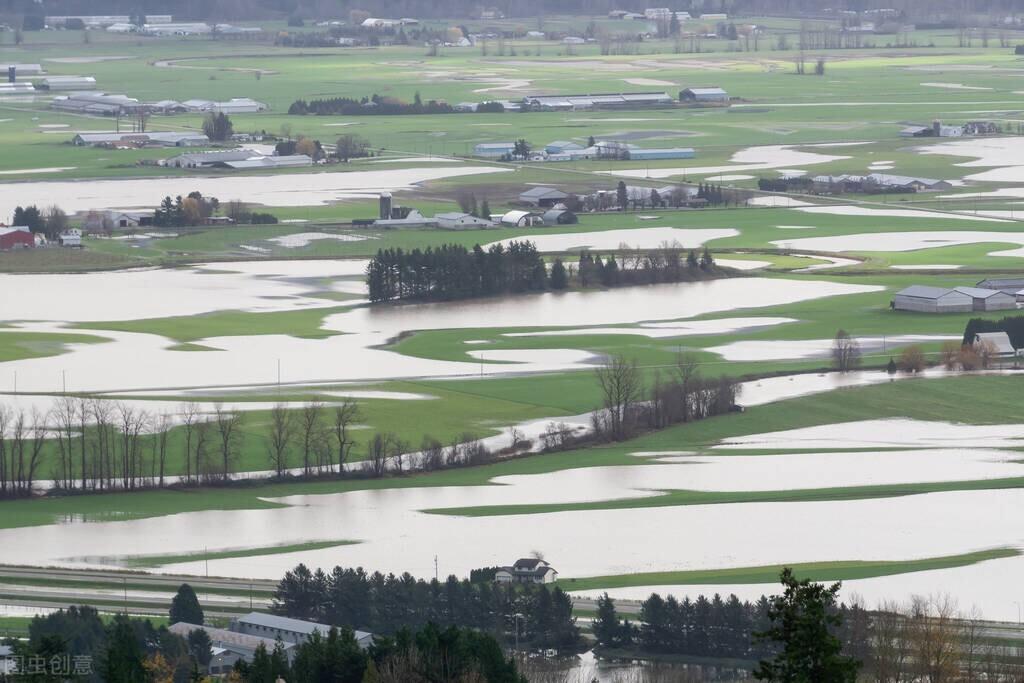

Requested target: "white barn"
[
  {"left": 891, "top": 286, "right": 973, "bottom": 313},
  {"left": 953, "top": 286, "right": 1018, "bottom": 311}
]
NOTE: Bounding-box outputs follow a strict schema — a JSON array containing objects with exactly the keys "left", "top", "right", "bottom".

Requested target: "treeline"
[
  {"left": 367, "top": 242, "right": 726, "bottom": 304},
  {"left": 289, "top": 92, "right": 455, "bottom": 116},
  {"left": 367, "top": 242, "right": 548, "bottom": 303},
  {"left": 235, "top": 623, "right": 525, "bottom": 683},
  {"left": 10, "top": 606, "right": 201, "bottom": 681},
  {"left": 0, "top": 399, "right": 247, "bottom": 498},
  {"left": 593, "top": 353, "right": 739, "bottom": 441},
  {"left": 272, "top": 563, "right": 582, "bottom": 651}
]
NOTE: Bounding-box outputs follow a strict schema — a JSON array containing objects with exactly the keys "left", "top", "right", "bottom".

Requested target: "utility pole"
[{"left": 434, "top": 555, "right": 438, "bottom": 582}]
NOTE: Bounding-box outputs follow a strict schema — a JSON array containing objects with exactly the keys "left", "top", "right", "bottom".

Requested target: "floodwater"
[
  {"left": 1, "top": 277, "right": 879, "bottom": 393},
  {"left": 771, "top": 230, "right": 1024, "bottom": 258},
  {"left": 503, "top": 317, "right": 796, "bottom": 340},
  {"left": 484, "top": 227, "right": 738, "bottom": 252},
  {"left": 707, "top": 335, "right": 957, "bottom": 361},
  {"left": 891, "top": 264, "right": 963, "bottom": 270},
  {"left": 793, "top": 205, "right": 1004, "bottom": 222},
  {"left": 4, "top": 449, "right": 1024, "bottom": 620},
  {"left": 918, "top": 136, "right": 1024, "bottom": 183},
  {"left": 604, "top": 144, "right": 853, "bottom": 179},
  {"left": 267, "top": 232, "right": 374, "bottom": 248},
  {"left": 0, "top": 166, "right": 509, "bottom": 216},
  {"left": 0, "top": 260, "right": 368, "bottom": 322}
]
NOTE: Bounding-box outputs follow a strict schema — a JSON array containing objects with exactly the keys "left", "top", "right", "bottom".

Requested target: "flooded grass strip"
[
  {"left": 113, "top": 539, "right": 361, "bottom": 568},
  {"left": 562, "top": 548, "right": 1021, "bottom": 591},
  {"left": 425, "top": 477, "right": 1024, "bottom": 517}
]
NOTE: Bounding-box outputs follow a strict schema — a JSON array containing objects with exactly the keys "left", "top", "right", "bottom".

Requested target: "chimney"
[
  {"left": 379, "top": 192, "right": 392, "bottom": 220},
  {"left": 933, "top": 119, "right": 941, "bottom": 137},
  {"left": 7, "top": 66, "right": 15, "bottom": 84}
]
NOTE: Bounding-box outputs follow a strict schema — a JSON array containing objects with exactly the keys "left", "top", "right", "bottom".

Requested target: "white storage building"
[{"left": 891, "top": 286, "right": 973, "bottom": 313}]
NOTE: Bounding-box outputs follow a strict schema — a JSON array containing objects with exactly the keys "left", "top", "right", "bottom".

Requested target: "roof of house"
[
  {"left": 0, "top": 226, "right": 31, "bottom": 236},
  {"left": 954, "top": 286, "right": 1009, "bottom": 299},
  {"left": 975, "top": 331, "right": 1016, "bottom": 354},
  {"left": 235, "top": 612, "right": 373, "bottom": 642},
  {"left": 520, "top": 187, "right": 568, "bottom": 200},
  {"left": 168, "top": 622, "right": 297, "bottom": 654},
  {"left": 236, "top": 612, "right": 330, "bottom": 636},
  {"left": 513, "top": 558, "right": 548, "bottom": 570},
  {"left": 895, "top": 285, "right": 965, "bottom": 300},
  {"left": 978, "top": 278, "right": 1024, "bottom": 290},
  {"left": 866, "top": 173, "right": 947, "bottom": 187},
  {"left": 682, "top": 87, "right": 728, "bottom": 96}
]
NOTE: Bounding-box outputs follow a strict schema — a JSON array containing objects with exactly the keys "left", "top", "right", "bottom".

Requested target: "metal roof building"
[
  {"left": 627, "top": 147, "right": 696, "bottom": 160},
  {"left": 976, "top": 278, "right": 1024, "bottom": 295},
  {"left": 39, "top": 76, "right": 97, "bottom": 91},
  {"left": 680, "top": 87, "right": 729, "bottom": 103},
  {"left": 74, "top": 131, "right": 209, "bottom": 147},
  {"left": 892, "top": 286, "right": 973, "bottom": 313},
  {"left": 232, "top": 612, "right": 373, "bottom": 650},
  {"left": 953, "top": 286, "right": 1018, "bottom": 311},
  {"left": 973, "top": 331, "right": 1018, "bottom": 358},
  {"left": 522, "top": 92, "right": 673, "bottom": 111},
  {"left": 519, "top": 186, "right": 569, "bottom": 207}
]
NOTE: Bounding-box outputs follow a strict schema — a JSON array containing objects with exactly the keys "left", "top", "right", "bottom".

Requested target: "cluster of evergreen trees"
[
  {"left": 366, "top": 242, "right": 548, "bottom": 303},
  {"left": 963, "top": 314, "right": 1024, "bottom": 348},
  {"left": 272, "top": 563, "right": 581, "bottom": 651},
  {"left": 696, "top": 182, "right": 732, "bottom": 206},
  {"left": 593, "top": 587, "right": 869, "bottom": 666},
  {"left": 8, "top": 606, "right": 204, "bottom": 682},
  {"left": 236, "top": 623, "right": 524, "bottom": 683},
  {"left": 575, "top": 247, "right": 716, "bottom": 289},
  {"left": 289, "top": 92, "right": 454, "bottom": 116}
]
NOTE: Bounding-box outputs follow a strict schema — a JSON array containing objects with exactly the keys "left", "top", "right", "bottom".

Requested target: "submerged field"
[{"left": 1, "top": 18, "right": 1024, "bottom": 622}]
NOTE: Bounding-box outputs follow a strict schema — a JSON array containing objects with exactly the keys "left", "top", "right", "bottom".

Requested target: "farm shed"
[
  {"left": 891, "top": 286, "right": 972, "bottom": 313},
  {"left": 973, "top": 331, "right": 1018, "bottom": 360},
  {"left": 519, "top": 187, "right": 569, "bottom": 207},
  {"left": 865, "top": 173, "right": 952, "bottom": 191},
  {"left": 953, "top": 286, "right": 1018, "bottom": 311},
  {"left": 680, "top": 87, "right": 729, "bottom": 104},
  {"left": 499, "top": 210, "right": 542, "bottom": 227},
  {"left": 542, "top": 209, "right": 578, "bottom": 225},
  {"left": 976, "top": 278, "right": 1024, "bottom": 296},
  {"left": 0, "top": 227, "right": 34, "bottom": 250},
  {"left": 39, "top": 76, "right": 97, "bottom": 90},
  {"left": 627, "top": 147, "right": 696, "bottom": 161},
  {"left": 473, "top": 142, "right": 516, "bottom": 158},
  {"left": 435, "top": 212, "right": 494, "bottom": 229},
  {"left": 545, "top": 141, "right": 584, "bottom": 154}
]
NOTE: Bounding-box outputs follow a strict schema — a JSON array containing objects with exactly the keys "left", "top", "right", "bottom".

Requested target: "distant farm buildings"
[
  {"left": 181, "top": 98, "right": 269, "bottom": 114},
  {"left": 164, "top": 149, "right": 312, "bottom": 170},
  {"left": 810, "top": 173, "right": 952, "bottom": 193},
  {"left": 679, "top": 87, "right": 730, "bottom": 105},
  {"left": 0, "top": 226, "right": 34, "bottom": 250},
  {"left": 39, "top": 76, "right": 97, "bottom": 91},
  {"left": 435, "top": 212, "right": 494, "bottom": 229},
  {"left": 473, "top": 142, "right": 517, "bottom": 158},
  {"left": 519, "top": 187, "right": 569, "bottom": 207},
  {"left": 521, "top": 91, "right": 674, "bottom": 111},
  {"left": 72, "top": 131, "right": 210, "bottom": 148},
  {"left": 892, "top": 285, "right": 1018, "bottom": 313},
  {"left": 542, "top": 208, "right": 578, "bottom": 225},
  {"left": 977, "top": 278, "right": 1024, "bottom": 300},
  {"left": 973, "top": 331, "right": 1019, "bottom": 361},
  {"left": 900, "top": 119, "right": 1000, "bottom": 138}
]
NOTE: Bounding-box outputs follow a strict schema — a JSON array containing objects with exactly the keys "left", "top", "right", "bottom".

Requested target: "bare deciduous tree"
[
  {"left": 832, "top": 329, "right": 861, "bottom": 373},
  {"left": 213, "top": 404, "right": 243, "bottom": 482},
  {"left": 594, "top": 354, "right": 643, "bottom": 441},
  {"left": 331, "top": 400, "right": 360, "bottom": 474},
  {"left": 267, "top": 403, "right": 294, "bottom": 478}
]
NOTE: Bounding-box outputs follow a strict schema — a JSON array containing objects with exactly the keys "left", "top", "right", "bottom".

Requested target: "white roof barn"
[
  {"left": 973, "top": 331, "right": 1017, "bottom": 358},
  {"left": 891, "top": 286, "right": 973, "bottom": 313},
  {"left": 232, "top": 612, "right": 373, "bottom": 650}
]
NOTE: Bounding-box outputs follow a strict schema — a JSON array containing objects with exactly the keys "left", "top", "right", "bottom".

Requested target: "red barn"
[{"left": 0, "top": 226, "right": 34, "bottom": 250}]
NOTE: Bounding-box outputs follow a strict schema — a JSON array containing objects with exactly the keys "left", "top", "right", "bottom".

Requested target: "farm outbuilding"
[
  {"left": 519, "top": 187, "right": 569, "bottom": 207},
  {"left": 545, "top": 141, "right": 584, "bottom": 154},
  {"left": 499, "top": 210, "right": 542, "bottom": 227},
  {"left": 973, "top": 331, "right": 1018, "bottom": 361},
  {"left": 976, "top": 278, "right": 1024, "bottom": 296},
  {"left": 953, "top": 286, "right": 1018, "bottom": 311},
  {"left": 542, "top": 209, "right": 578, "bottom": 225},
  {"left": 0, "top": 226, "right": 35, "bottom": 250},
  {"left": 435, "top": 212, "right": 494, "bottom": 229},
  {"left": 627, "top": 147, "right": 696, "bottom": 161},
  {"left": 680, "top": 87, "right": 729, "bottom": 104},
  {"left": 473, "top": 142, "right": 516, "bottom": 158},
  {"left": 891, "top": 286, "right": 972, "bottom": 313}
]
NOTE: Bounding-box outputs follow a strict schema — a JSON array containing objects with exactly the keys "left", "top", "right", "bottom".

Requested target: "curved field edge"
[
  {"left": 422, "top": 476, "right": 1024, "bottom": 518},
  {"left": 1, "top": 374, "right": 1022, "bottom": 530},
  {"left": 108, "top": 539, "right": 361, "bottom": 569},
  {"left": 561, "top": 548, "right": 1021, "bottom": 591}
]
